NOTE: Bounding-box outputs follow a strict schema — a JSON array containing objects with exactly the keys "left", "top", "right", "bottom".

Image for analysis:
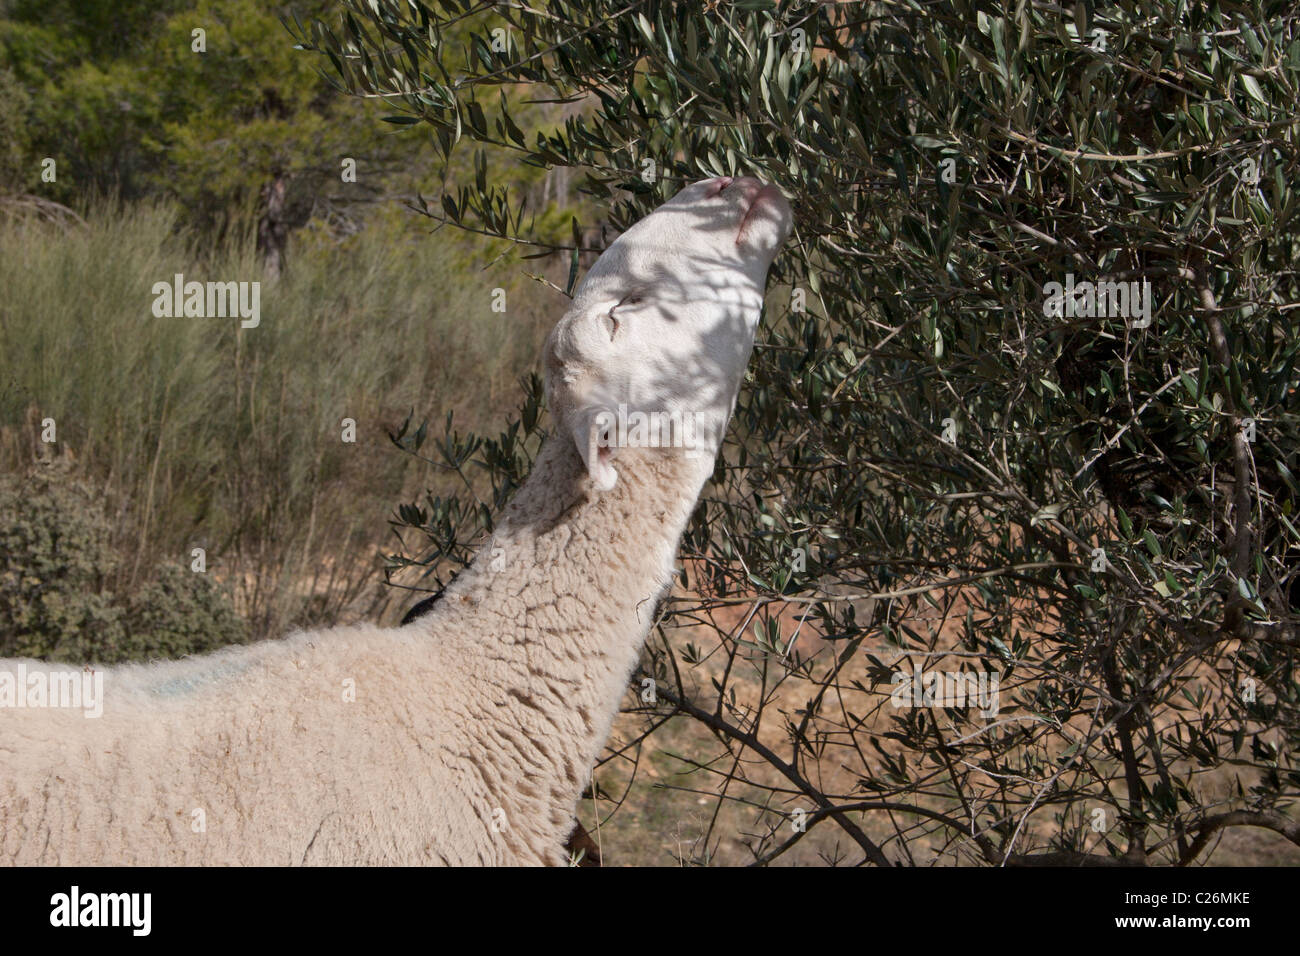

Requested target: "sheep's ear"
[{"left": 572, "top": 407, "right": 619, "bottom": 491}]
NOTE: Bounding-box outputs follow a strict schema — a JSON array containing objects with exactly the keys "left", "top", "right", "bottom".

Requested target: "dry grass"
[{"left": 0, "top": 200, "right": 566, "bottom": 638}]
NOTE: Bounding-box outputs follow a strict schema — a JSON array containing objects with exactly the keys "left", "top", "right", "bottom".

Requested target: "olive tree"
[{"left": 297, "top": 0, "right": 1300, "bottom": 865}]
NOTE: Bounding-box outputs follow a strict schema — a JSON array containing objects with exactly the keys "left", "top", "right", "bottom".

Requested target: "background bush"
[{"left": 0, "top": 468, "right": 246, "bottom": 662}]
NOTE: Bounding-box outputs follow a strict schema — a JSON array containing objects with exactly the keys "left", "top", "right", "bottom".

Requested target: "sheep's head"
[{"left": 545, "top": 176, "right": 793, "bottom": 491}]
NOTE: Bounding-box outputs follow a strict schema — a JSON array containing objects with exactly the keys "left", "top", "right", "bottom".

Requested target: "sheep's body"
[
  {"left": 3, "top": 439, "right": 696, "bottom": 865},
  {"left": 1, "top": 176, "right": 792, "bottom": 866},
  {"left": 6, "top": 625, "right": 461, "bottom": 865}
]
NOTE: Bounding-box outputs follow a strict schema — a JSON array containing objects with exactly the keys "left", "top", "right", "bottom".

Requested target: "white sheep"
[{"left": 0, "top": 176, "right": 793, "bottom": 866}]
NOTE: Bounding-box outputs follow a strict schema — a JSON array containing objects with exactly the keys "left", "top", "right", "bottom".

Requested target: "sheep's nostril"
[{"left": 714, "top": 176, "right": 734, "bottom": 194}]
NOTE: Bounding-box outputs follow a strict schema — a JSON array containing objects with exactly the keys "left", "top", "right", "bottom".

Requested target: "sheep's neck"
[
  {"left": 461, "top": 433, "right": 709, "bottom": 691},
  {"left": 433, "top": 435, "right": 713, "bottom": 835}
]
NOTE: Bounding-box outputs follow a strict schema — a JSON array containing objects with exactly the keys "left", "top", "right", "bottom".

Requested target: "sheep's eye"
[{"left": 603, "top": 294, "right": 646, "bottom": 340}]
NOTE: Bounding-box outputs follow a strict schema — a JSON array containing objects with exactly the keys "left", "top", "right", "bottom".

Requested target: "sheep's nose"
[{"left": 710, "top": 176, "right": 734, "bottom": 195}]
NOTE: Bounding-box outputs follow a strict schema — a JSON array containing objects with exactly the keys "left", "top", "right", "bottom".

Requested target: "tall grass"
[{"left": 0, "top": 201, "right": 553, "bottom": 638}]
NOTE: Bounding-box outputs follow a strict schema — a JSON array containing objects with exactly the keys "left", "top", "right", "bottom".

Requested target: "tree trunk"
[{"left": 257, "top": 173, "right": 289, "bottom": 278}]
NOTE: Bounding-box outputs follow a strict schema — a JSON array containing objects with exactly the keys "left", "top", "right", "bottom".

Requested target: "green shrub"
[
  {"left": 0, "top": 468, "right": 246, "bottom": 663},
  {"left": 126, "top": 562, "right": 247, "bottom": 661}
]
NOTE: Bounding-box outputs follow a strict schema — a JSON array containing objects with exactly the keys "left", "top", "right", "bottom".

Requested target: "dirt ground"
[{"left": 578, "top": 584, "right": 1300, "bottom": 868}]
